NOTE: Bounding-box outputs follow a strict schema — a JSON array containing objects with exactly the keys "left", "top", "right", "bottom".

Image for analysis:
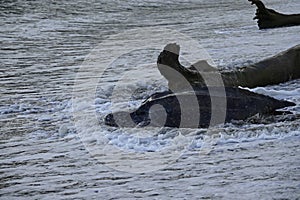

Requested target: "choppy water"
[{"left": 1, "top": 0, "right": 300, "bottom": 199}]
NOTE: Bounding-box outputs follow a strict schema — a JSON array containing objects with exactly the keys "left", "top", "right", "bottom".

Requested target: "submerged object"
[
  {"left": 248, "top": 0, "right": 300, "bottom": 29},
  {"left": 105, "top": 87, "right": 295, "bottom": 128},
  {"left": 104, "top": 43, "right": 297, "bottom": 128}
]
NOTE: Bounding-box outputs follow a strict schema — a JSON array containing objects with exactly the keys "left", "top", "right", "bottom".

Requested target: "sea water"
[{"left": 1, "top": 0, "right": 300, "bottom": 199}]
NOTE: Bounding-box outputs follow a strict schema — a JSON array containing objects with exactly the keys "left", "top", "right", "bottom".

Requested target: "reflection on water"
[{"left": 1, "top": 0, "right": 300, "bottom": 199}]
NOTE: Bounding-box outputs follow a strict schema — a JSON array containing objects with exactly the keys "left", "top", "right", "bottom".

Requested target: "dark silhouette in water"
[
  {"left": 105, "top": 87, "right": 295, "bottom": 128},
  {"left": 157, "top": 43, "right": 300, "bottom": 89},
  {"left": 104, "top": 44, "right": 297, "bottom": 128},
  {"left": 248, "top": 0, "right": 300, "bottom": 29}
]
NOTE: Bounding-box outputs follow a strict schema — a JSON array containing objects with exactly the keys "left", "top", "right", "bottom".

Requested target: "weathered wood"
[
  {"left": 157, "top": 44, "right": 300, "bottom": 89},
  {"left": 249, "top": 0, "right": 300, "bottom": 29}
]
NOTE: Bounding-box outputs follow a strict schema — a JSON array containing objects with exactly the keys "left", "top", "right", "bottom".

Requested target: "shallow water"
[{"left": 1, "top": 0, "right": 300, "bottom": 199}]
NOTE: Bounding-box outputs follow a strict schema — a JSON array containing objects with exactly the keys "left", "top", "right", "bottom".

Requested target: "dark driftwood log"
[
  {"left": 157, "top": 43, "right": 300, "bottom": 89},
  {"left": 249, "top": 0, "right": 300, "bottom": 29}
]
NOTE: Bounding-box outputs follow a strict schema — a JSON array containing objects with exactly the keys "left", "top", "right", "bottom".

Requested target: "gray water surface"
[{"left": 1, "top": 0, "right": 300, "bottom": 199}]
